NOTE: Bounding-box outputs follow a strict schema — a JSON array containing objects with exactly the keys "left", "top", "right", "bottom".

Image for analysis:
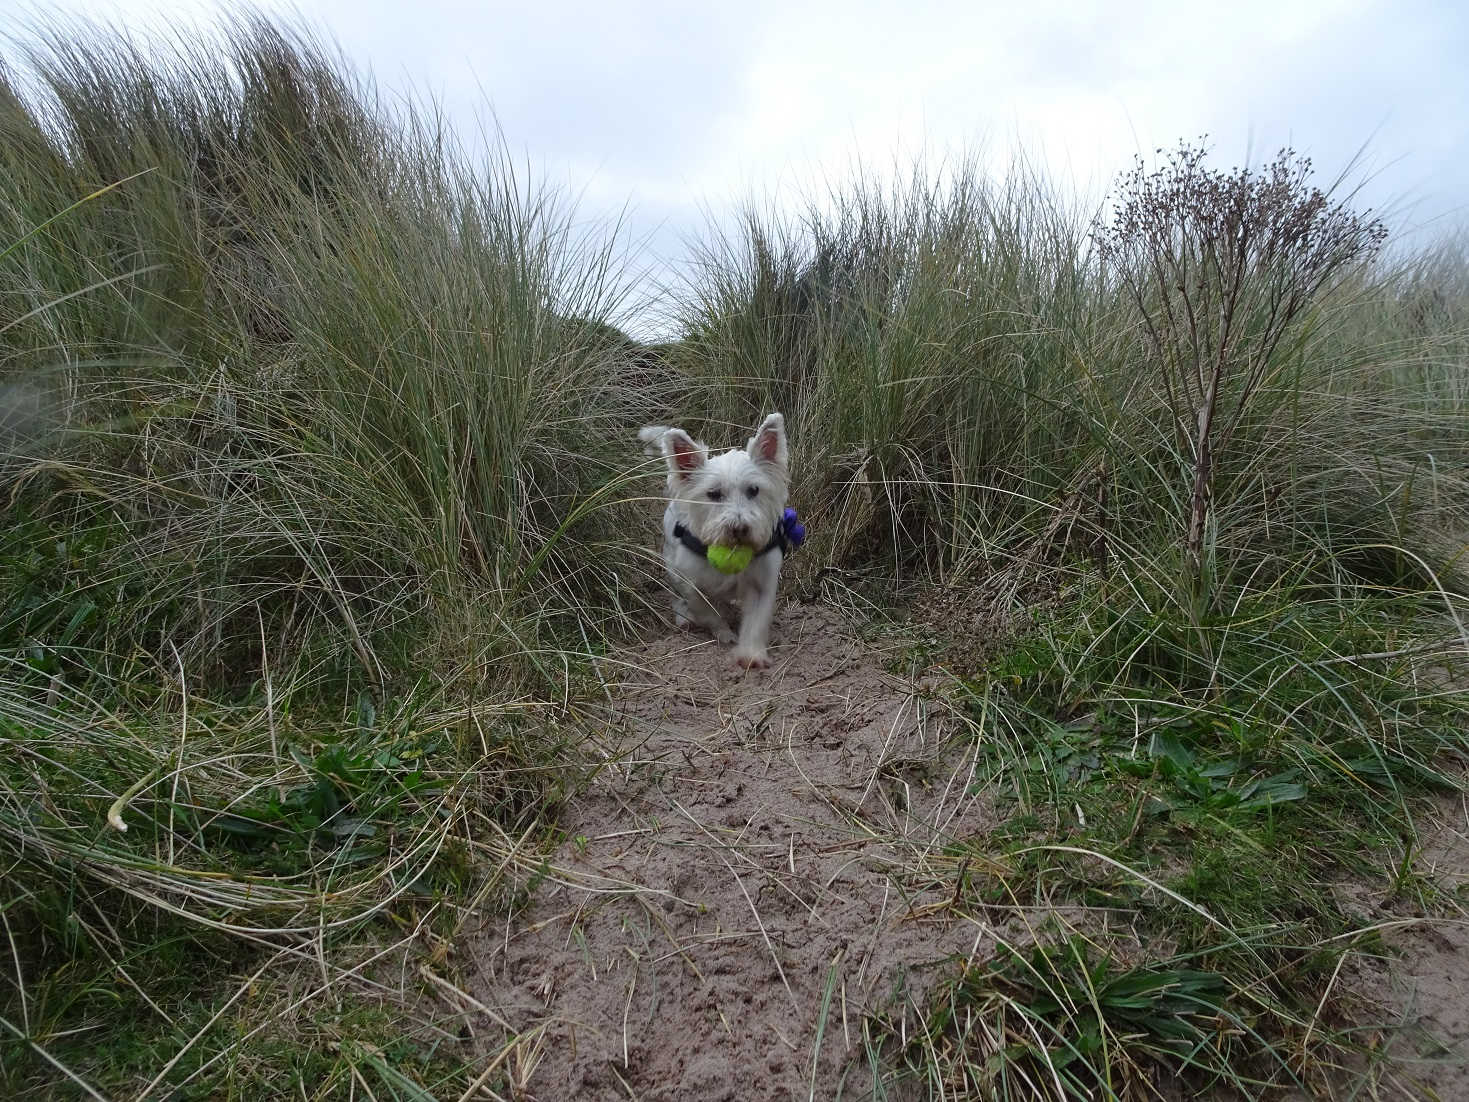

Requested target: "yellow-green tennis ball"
[{"left": 706, "top": 544, "right": 753, "bottom": 574}]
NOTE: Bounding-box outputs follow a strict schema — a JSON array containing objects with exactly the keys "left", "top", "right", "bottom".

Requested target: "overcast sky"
[{"left": 20, "top": 0, "right": 1469, "bottom": 336}]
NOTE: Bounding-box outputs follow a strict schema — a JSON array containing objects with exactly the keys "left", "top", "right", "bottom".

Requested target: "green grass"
[
  {"left": 897, "top": 931, "right": 1280, "bottom": 1099},
  {"left": 858, "top": 577, "right": 1469, "bottom": 1096},
  {"left": 1, "top": 14, "right": 645, "bottom": 1097},
  {"left": 663, "top": 145, "right": 1469, "bottom": 1097},
  {"left": 3, "top": 10, "right": 1469, "bottom": 1100},
  {"left": 671, "top": 156, "right": 1469, "bottom": 604}
]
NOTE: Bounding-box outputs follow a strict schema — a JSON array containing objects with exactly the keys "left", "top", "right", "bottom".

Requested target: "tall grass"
[
  {"left": 3, "top": 10, "right": 1468, "bottom": 1098},
  {"left": 675, "top": 162, "right": 1118, "bottom": 576},
  {"left": 672, "top": 155, "right": 1469, "bottom": 604},
  {"left": 2, "top": 18, "right": 654, "bottom": 683},
  {"left": 670, "top": 153, "right": 1469, "bottom": 1095},
  {"left": 1, "top": 15, "right": 652, "bottom": 1097}
]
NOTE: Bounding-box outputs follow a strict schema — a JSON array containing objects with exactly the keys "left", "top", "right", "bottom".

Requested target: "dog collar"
[{"left": 673, "top": 507, "right": 806, "bottom": 572}]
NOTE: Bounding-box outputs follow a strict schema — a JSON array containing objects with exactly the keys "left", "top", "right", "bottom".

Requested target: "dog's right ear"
[{"left": 659, "top": 429, "right": 707, "bottom": 480}]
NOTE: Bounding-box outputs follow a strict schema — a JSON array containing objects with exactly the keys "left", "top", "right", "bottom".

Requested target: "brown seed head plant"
[{"left": 1093, "top": 140, "right": 1389, "bottom": 609}]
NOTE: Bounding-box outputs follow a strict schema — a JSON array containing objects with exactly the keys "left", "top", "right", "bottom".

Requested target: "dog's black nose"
[{"left": 729, "top": 522, "right": 750, "bottom": 542}]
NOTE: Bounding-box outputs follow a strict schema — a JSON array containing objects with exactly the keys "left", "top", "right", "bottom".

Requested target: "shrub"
[{"left": 1093, "top": 142, "right": 1390, "bottom": 605}]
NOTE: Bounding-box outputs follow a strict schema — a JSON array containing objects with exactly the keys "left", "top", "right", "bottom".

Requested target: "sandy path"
[{"left": 462, "top": 601, "right": 996, "bottom": 1100}]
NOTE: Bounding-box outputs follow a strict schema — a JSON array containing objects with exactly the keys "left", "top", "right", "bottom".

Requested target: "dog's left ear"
[{"left": 747, "top": 413, "right": 788, "bottom": 468}]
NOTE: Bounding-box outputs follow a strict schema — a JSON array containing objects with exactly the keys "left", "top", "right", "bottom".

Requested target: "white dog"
[{"left": 639, "top": 413, "right": 794, "bottom": 669}]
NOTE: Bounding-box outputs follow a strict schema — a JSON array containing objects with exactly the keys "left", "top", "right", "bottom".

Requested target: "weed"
[
  {"left": 1094, "top": 142, "right": 1389, "bottom": 602},
  {"left": 891, "top": 930, "right": 1278, "bottom": 1100}
]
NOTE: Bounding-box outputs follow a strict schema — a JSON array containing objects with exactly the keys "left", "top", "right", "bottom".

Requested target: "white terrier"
[{"left": 639, "top": 414, "right": 797, "bottom": 669}]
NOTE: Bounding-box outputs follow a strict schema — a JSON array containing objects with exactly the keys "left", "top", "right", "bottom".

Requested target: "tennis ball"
[{"left": 706, "top": 544, "right": 753, "bottom": 574}]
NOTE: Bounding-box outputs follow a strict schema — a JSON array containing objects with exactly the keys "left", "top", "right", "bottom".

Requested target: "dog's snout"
[{"left": 728, "top": 521, "right": 750, "bottom": 542}]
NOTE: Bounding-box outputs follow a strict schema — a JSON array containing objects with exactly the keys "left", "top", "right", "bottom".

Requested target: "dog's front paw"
[{"left": 733, "top": 648, "right": 771, "bottom": 671}]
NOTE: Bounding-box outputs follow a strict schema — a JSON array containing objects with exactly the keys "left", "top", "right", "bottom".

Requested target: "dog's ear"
[
  {"left": 747, "top": 413, "right": 788, "bottom": 468},
  {"left": 660, "top": 429, "right": 707, "bottom": 479}
]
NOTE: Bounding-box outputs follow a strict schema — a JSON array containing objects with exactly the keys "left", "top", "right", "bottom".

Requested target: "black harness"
[{"left": 673, "top": 521, "right": 791, "bottom": 561}]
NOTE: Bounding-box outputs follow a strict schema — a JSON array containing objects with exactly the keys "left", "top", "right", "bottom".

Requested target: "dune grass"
[
  {"left": 1, "top": 16, "right": 654, "bottom": 1098},
  {"left": 673, "top": 155, "right": 1468, "bottom": 593},
  {"left": 2, "top": 11, "right": 1468, "bottom": 1100},
  {"left": 863, "top": 575, "right": 1466, "bottom": 1097},
  {"left": 668, "top": 152, "right": 1469, "bottom": 1096}
]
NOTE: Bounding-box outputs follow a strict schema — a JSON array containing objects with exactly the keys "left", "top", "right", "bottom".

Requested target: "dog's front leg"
[
  {"left": 732, "top": 560, "right": 780, "bottom": 669},
  {"left": 675, "top": 582, "right": 736, "bottom": 645}
]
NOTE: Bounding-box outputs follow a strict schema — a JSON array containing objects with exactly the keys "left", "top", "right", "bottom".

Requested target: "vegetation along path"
[
  {"left": 447, "top": 594, "right": 1469, "bottom": 1101},
  {"left": 5, "top": 17, "right": 1469, "bottom": 1100}
]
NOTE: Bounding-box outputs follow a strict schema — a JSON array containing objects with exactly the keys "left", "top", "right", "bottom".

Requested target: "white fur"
[{"left": 638, "top": 414, "right": 790, "bottom": 669}]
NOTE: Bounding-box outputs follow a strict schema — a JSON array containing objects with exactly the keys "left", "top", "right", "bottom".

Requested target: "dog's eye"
[
  {"left": 706, "top": 489, "right": 725, "bottom": 502},
  {"left": 744, "top": 486, "right": 760, "bottom": 499}
]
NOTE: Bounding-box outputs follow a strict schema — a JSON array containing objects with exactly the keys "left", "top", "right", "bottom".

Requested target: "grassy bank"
[
  {"left": 669, "top": 155, "right": 1469, "bottom": 1095},
  {"left": 3, "top": 12, "right": 1468, "bottom": 1100},
  {"left": 1, "top": 16, "right": 653, "bottom": 1098}
]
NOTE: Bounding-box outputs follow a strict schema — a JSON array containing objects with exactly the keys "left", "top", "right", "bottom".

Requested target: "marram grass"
[{"left": 3, "top": 12, "right": 1469, "bottom": 1100}]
